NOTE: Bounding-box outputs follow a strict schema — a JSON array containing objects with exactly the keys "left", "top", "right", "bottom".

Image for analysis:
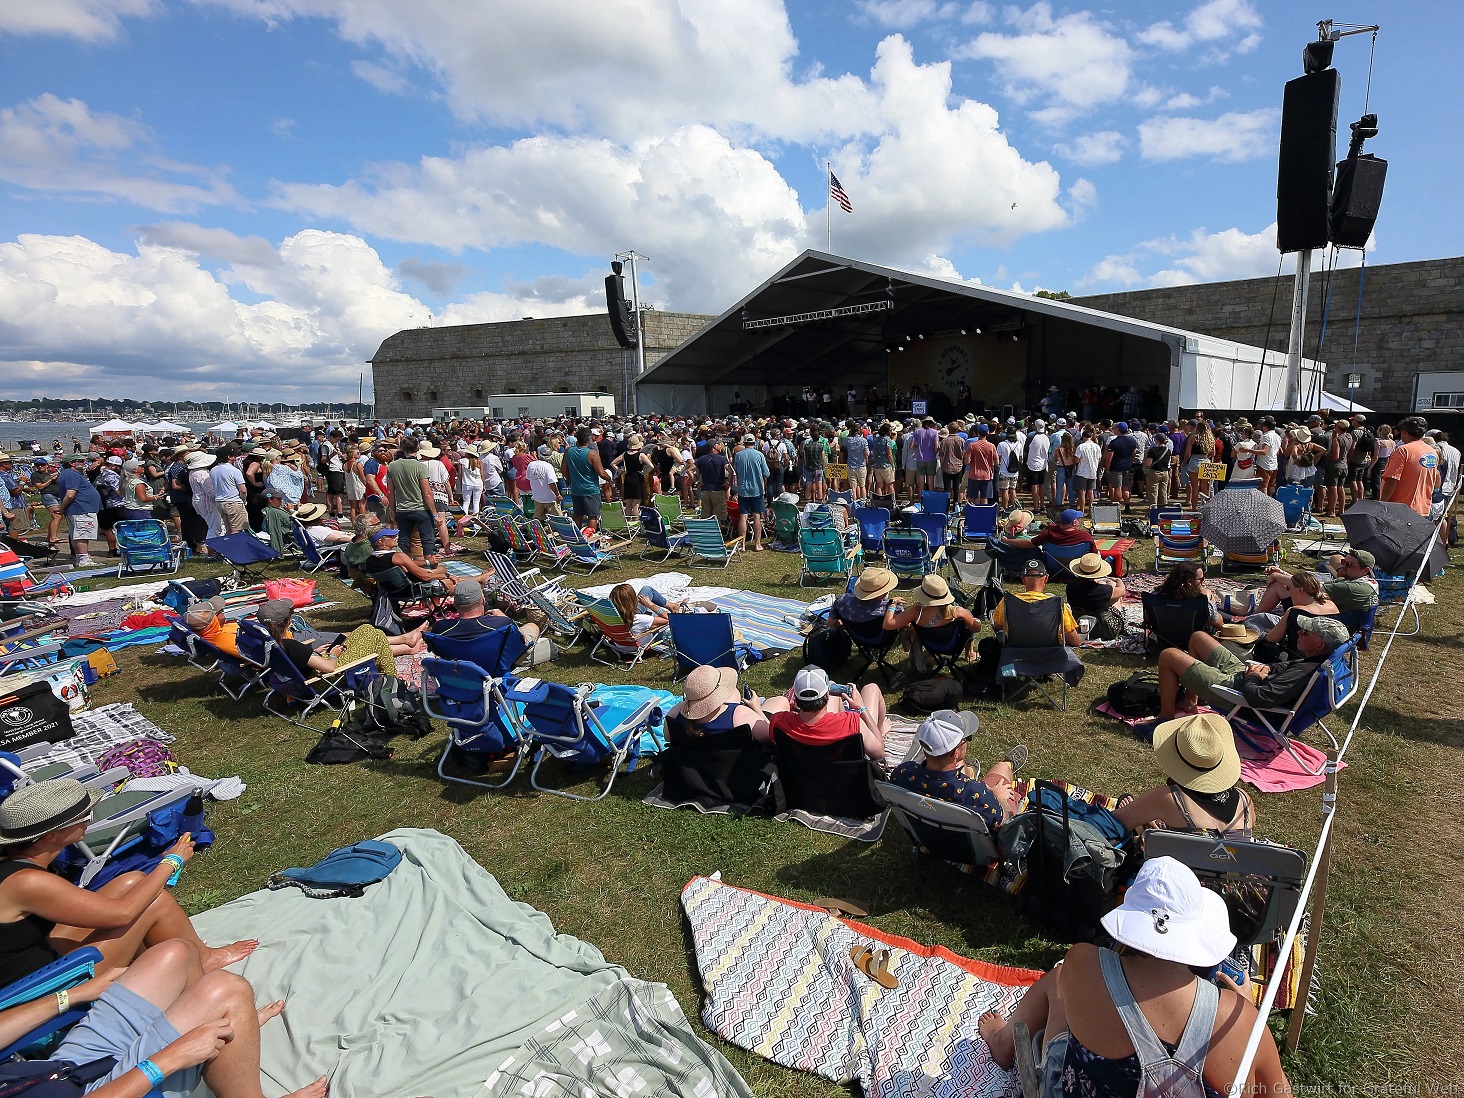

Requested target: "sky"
[{"left": 0, "top": 0, "right": 1457, "bottom": 404}]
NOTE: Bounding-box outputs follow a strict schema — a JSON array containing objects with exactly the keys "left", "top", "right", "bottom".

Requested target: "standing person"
[
  {"left": 613, "top": 434, "right": 653, "bottom": 520},
  {"left": 694, "top": 438, "right": 732, "bottom": 528},
  {"left": 1255, "top": 416, "right": 1281, "bottom": 496},
  {"left": 732, "top": 432, "right": 770, "bottom": 551},
  {"left": 843, "top": 421, "right": 870, "bottom": 502},
  {"left": 319, "top": 429, "right": 347, "bottom": 518},
  {"left": 868, "top": 423, "right": 896, "bottom": 503},
  {"left": 1073, "top": 427, "right": 1103, "bottom": 514},
  {"left": 1318, "top": 419, "right": 1354, "bottom": 517},
  {"left": 56, "top": 454, "right": 102, "bottom": 567},
  {"left": 1052, "top": 429, "right": 1078, "bottom": 509},
  {"left": 1346, "top": 414, "right": 1374, "bottom": 507},
  {"left": 995, "top": 429, "right": 1022, "bottom": 512},
  {"left": 963, "top": 424, "right": 998, "bottom": 505},
  {"left": 209, "top": 451, "right": 249, "bottom": 535},
  {"left": 938, "top": 422, "right": 966, "bottom": 508},
  {"left": 1367, "top": 423, "right": 1394, "bottom": 500},
  {"left": 418, "top": 443, "right": 453, "bottom": 552},
  {"left": 1182, "top": 421, "right": 1217, "bottom": 510},
  {"left": 27, "top": 456, "right": 64, "bottom": 549},
  {"left": 481, "top": 437, "right": 506, "bottom": 499},
  {"left": 1141, "top": 429, "right": 1174, "bottom": 509},
  {"left": 911, "top": 417, "right": 940, "bottom": 496},
  {"left": 385, "top": 436, "right": 438, "bottom": 557},
  {"left": 525, "top": 448, "right": 562, "bottom": 519},
  {"left": 1379, "top": 417, "right": 1441, "bottom": 516},
  {"left": 508, "top": 440, "right": 531, "bottom": 505},
  {"left": 800, "top": 428, "right": 826, "bottom": 503},
  {"left": 344, "top": 443, "right": 368, "bottom": 521},
  {"left": 1025, "top": 421, "right": 1050, "bottom": 510},
  {"left": 458, "top": 447, "right": 484, "bottom": 517},
  {"left": 186, "top": 450, "right": 220, "bottom": 542},
  {"left": 564, "top": 426, "right": 610, "bottom": 526},
  {"left": 94, "top": 455, "right": 127, "bottom": 555},
  {"left": 1101, "top": 422, "right": 1140, "bottom": 511}
]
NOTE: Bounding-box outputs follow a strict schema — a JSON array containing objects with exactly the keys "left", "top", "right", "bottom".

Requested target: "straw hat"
[
  {"left": 0, "top": 778, "right": 104, "bottom": 844},
  {"left": 1153, "top": 712, "right": 1240, "bottom": 794},
  {"left": 852, "top": 567, "right": 899, "bottom": 601},
  {"left": 419, "top": 445, "right": 442, "bottom": 459},
  {"left": 1006, "top": 509, "right": 1034, "bottom": 530},
  {"left": 1100, "top": 857, "right": 1236, "bottom": 966},
  {"left": 1217, "top": 622, "right": 1260, "bottom": 644},
  {"left": 296, "top": 502, "right": 328, "bottom": 523},
  {"left": 912, "top": 574, "right": 954, "bottom": 606},
  {"left": 682, "top": 666, "right": 740, "bottom": 722},
  {"left": 1068, "top": 552, "right": 1112, "bottom": 580},
  {"left": 1290, "top": 426, "right": 1313, "bottom": 444},
  {"left": 185, "top": 451, "right": 216, "bottom": 470}
]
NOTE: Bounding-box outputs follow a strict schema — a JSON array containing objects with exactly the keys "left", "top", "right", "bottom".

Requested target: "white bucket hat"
[{"left": 1100, "top": 857, "right": 1236, "bottom": 966}]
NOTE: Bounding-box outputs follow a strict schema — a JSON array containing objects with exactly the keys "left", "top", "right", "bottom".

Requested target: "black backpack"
[
  {"left": 803, "top": 626, "right": 852, "bottom": 671},
  {"left": 1104, "top": 670, "right": 1161, "bottom": 718},
  {"left": 359, "top": 676, "right": 433, "bottom": 739},
  {"left": 902, "top": 677, "right": 963, "bottom": 712}
]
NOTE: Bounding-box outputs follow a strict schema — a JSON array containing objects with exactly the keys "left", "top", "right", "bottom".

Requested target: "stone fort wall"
[{"left": 1073, "top": 256, "right": 1463, "bottom": 413}]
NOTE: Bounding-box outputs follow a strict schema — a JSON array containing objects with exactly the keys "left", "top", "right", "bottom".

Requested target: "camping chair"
[
  {"left": 1333, "top": 605, "right": 1379, "bottom": 650},
  {"left": 1210, "top": 636, "right": 1359, "bottom": 776},
  {"left": 238, "top": 619, "right": 381, "bottom": 732},
  {"left": 883, "top": 527, "right": 944, "bottom": 579},
  {"left": 660, "top": 721, "right": 771, "bottom": 808},
  {"left": 909, "top": 511, "right": 949, "bottom": 553},
  {"left": 1141, "top": 592, "right": 1216, "bottom": 652},
  {"left": 685, "top": 516, "right": 743, "bottom": 567},
  {"left": 203, "top": 532, "right": 280, "bottom": 585},
  {"left": 920, "top": 489, "right": 950, "bottom": 517},
  {"left": 580, "top": 597, "right": 669, "bottom": 668},
  {"left": 1041, "top": 541, "right": 1089, "bottom": 582},
  {"left": 638, "top": 507, "right": 691, "bottom": 561},
  {"left": 772, "top": 728, "right": 881, "bottom": 821},
  {"left": 913, "top": 618, "right": 975, "bottom": 678},
  {"left": 996, "top": 593, "right": 1084, "bottom": 710},
  {"left": 289, "top": 519, "right": 345, "bottom": 576},
  {"left": 547, "top": 514, "right": 616, "bottom": 575},
  {"left": 1143, "top": 829, "right": 1309, "bottom": 948},
  {"left": 487, "top": 494, "right": 520, "bottom": 518},
  {"left": 947, "top": 547, "right": 1005, "bottom": 618},
  {"left": 114, "top": 519, "right": 182, "bottom": 577},
  {"left": 525, "top": 584, "right": 586, "bottom": 646},
  {"left": 799, "top": 525, "right": 861, "bottom": 586},
  {"left": 1221, "top": 541, "right": 1282, "bottom": 575},
  {"left": 873, "top": 780, "right": 1000, "bottom": 869},
  {"left": 1275, "top": 486, "right": 1314, "bottom": 531},
  {"left": 526, "top": 519, "right": 573, "bottom": 571},
  {"left": 653, "top": 492, "right": 686, "bottom": 530},
  {"left": 0, "top": 547, "right": 73, "bottom": 605},
  {"left": 837, "top": 613, "right": 901, "bottom": 683},
  {"left": 597, "top": 500, "right": 638, "bottom": 546},
  {"left": 771, "top": 499, "right": 802, "bottom": 548},
  {"left": 520, "top": 679, "right": 663, "bottom": 801},
  {"left": 425, "top": 614, "right": 530, "bottom": 677},
  {"left": 853, "top": 506, "right": 890, "bottom": 558},
  {"left": 827, "top": 488, "right": 854, "bottom": 509},
  {"left": 1090, "top": 504, "right": 1123, "bottom": 537},
  {"left": 481, "top": 550, "right": 546, "bottom": 612},
  {"left": 494, "top": 512, "right": 537, "bottom": 564},
  {"left": 1375, "top": 573, "right": 1422, "bottom": 637},
  {"left": 369, "top": 565, "right": 439, "bottom": 635},
  {"left": 668, "top": 612, "right": 745, "bottom": 680},
  {"left": 0, "top": 946, "right": 104, "bottom": 1058},
  {"left": 421, "top": 659, "right": 542, "bottom": 791},
  {"left": 960, "top": 503, "right": 999, "bottom": 547},
  {"left": 65, "top": 784, "right": 203, "bottom": 888},
  {"left": 174, "top": 619, "right": 267, "bottom": 700},
  {"left": 1153, "top": 517, "right": 1209, "bottom": 572}
]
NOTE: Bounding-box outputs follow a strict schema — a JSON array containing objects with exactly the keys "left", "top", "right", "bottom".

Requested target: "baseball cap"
[
  {"left": 917, "top": 709, "right": 979, "bottom": 755},
  {"left": 368, "top": 527, "right": 399, "bottom": 543},
  {"left": 1296, "top": 615, "right": 1350, "bottom": 652},
  {"left": 452, "top": 578, "right": 485, "bottom": 610},
  {"left": 1344, "top": 548, "right": 1376, "bottom": 569},
  {"left": 1059, "top": 508, "right": 1084, "bottom": 523},
  {"left": 1022, "top": 559, "right": 1047, "bottom": 577},
  {"left": 1116, "top": 421, "right": 1129, "bottom": 432},
  {"left": 255, "top": 598, "right": 295, "bottom": 628},
  {"left": 793, "top": 666, "right": 831, "bottom": 707},
  {"left": 106, "top": 455, "right": 122, "bottom": 465},
  {"left": 742, "top": 433, "right": 756, "bottom": 444}
]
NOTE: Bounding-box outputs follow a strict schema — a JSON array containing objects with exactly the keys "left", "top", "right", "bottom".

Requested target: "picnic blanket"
[
  {"left": 1233, "top": 721, "right": 1344, "bottom": 793},
  {"left": 682, "top": 874, "right": 1041, "bottom": 1098},
  {"left": 191, "top": 828, "right": 751, "bottom": 1098},
  {"left": 580, "top": 573, "right": 812, "bottom": 656}
]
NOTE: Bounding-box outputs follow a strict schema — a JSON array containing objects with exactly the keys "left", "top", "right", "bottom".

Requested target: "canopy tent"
[
  {"left": 635, "top": 250, "right": 1327, "bottom": 419},
  {"left": 146, "top": 419, "right": 189, "bottom": 433},
  {"left": 88, "top": 418, "right": 137, "bottom": 434},
  {"left": 1318, "top": 391, "right": 1374, "bottom": 413},
  {"left": 210, "top": 421, "right": 239, "bottom": 433}
]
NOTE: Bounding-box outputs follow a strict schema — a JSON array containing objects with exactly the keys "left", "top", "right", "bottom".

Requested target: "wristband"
[
  {"left": 55, "top": 989, "right": 68, "bottom": 1014},
  {"left": 137, "top": 1059, "right": 166, "bottom": 1088},
  {"left": 160, "top": 854, "right": 185, "bottom": 886}
]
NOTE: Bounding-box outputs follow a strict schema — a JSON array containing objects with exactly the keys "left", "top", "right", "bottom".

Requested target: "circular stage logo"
[{"left": 0, "top": 707, "right": 34, "bottom": 728}]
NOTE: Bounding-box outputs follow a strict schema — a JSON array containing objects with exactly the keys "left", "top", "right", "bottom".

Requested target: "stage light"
[
  {"left": 918, "top": 334, "right": 924, "bottom": 339},
  {"left": 960, "top": 329, "right": 967, "bottom": 335},
  {"left": 974, "top": 328, "right": 981, "bottom": 335}
]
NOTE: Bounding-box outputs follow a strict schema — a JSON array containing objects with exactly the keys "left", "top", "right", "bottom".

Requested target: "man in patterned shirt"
[{"left": 889, "top": 710, "right": 1027, "bottom": 831}]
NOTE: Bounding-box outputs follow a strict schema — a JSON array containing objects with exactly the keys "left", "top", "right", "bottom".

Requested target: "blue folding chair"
[
  {"left": 520, "top": 680, "right": 663, "bottom": 801},
  {"left": 421, "top": 659, "right": 546, "bottom": 790},
  {"left": 1042, "top": 541, "right": 1089, "bottom": 581},
  {"left": 204, "top": 532, "right": 280, "bottom": 584},
  {"left": 960, "top": 503, "right": 998, "bottom": 546},
  {"left": 290, "top": 518, "right": 345, "bottom": 575},
  {"left": 173, "top": 617, "right": 266, "bottom": 700},
  {"left": 1275, "top": 486, "right": 1314, "bottom": 530},
  {"left": 547, "top": 514, "right": 616, "bottom": 575},
  {"left": 995, "top": 592, "right": 1084, "bottom": 711},
  {"left": 114, "top": 519, "right": 182, "bottom": 577},
  {"left": 920, "top": 490, "right": 950, "bottom": 517},
  {"left": 853, "top": 506, "right": 890, "bottom": 558},
  {"left": 883, "top": 528, "right": 943, "bottom": 579},
  {"left": 639, "top": 508, "right": 690, "bottom": 561},
  {"left": 0, "top": 947, "right": 104, "bottom": 1059},
  {"left": 239, "top": 619, "right": 380, "bottom": 732},
  {"left": 668, "top": 612, "right": 746, "bottom": 680},
  {"left": 910, "top": 511, "right": 949, "bottom": 553},
  {"left": 827, "top": 489, "right": 854, "bottom": 509}
]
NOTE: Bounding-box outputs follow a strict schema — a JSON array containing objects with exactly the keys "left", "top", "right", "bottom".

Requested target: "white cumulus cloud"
[
  {"left": 1053, "top": 130, "right": 1125, "bottom": 166},
  {"left": 0, "top": 0, "right": 159, "bottom": 41},
  {"left": 1138, "top": 108, "right": 1279, "bottom": 163},
  {"left": 1138, "top": 0, "right": 1263, "bottom": 58}
]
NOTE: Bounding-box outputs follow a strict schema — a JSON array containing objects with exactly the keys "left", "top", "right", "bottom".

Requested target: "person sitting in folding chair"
[
  {"left": 1114, "top": 712, "right": 1256, "bottom": 841},
  {"left": 1241, "top": 552, "right": 1374, "bottom": 631},
  {"left": 427, "top": 579, "right": 549, "bottom": 668},
  {"left": 357, "top": 527, "right": 455, "bottom": 608},
  {"left": 889, "top": 710, "right": 1026, "bottom": 830},
  {"left": 1151, "top": 614, "right": 1351, "bottom": 722},
  {"left": 989, "top": 560, "right": 1083, "bottom": 647},
  {"left": 663, "top": 665, "right": 789, "bottom": 746},
  {"left": 768, "top": 666, "right": 890, "bottom": 762},
  {"left": 609, "top": 583, "right": 675, "bottom": 642},
  {"left": 254, "top": 597, "right": 421, "bottom": 675},
  {"left": 882, "top": 574, "right": 979, "bottom": 674},
  {"left": 181, "top": 596, "right": 240, "bottom": 656},
  {"left": 0, "top": 779, "right": 257, "bottom": 982},
  {"left": 826, "top": 567, "right": 897, "bottom": 630},
  {"left": 1064, "top": 552, "right": 1127, "bottom": 640},
  {"left": 992, "top": 507, "right": 1095, "bottom": 576}
]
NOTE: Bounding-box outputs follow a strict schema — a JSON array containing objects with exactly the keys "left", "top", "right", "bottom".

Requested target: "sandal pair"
[{"left": 849, "top": 944, "right": 899, "bottom": 989}]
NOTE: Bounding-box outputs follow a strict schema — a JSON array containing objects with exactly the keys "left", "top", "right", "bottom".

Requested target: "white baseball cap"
[
  {"left": 793, "top": 666, "right": 831, "bottom": 705},
  {"left": 917, "top": 709, "right": 979, "bottom": 755},
  {"left": 1100, "top": 857, "right": 1236, "bottom": 966}
]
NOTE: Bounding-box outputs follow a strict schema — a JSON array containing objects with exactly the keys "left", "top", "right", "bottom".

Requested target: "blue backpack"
[{"left": 266, "top": 840, "right": 402, "bottom": 899}]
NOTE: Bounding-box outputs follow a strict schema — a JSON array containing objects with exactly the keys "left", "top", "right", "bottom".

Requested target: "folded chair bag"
[{"left": 267, "top": 839, "right": 403, "bottom": 899}]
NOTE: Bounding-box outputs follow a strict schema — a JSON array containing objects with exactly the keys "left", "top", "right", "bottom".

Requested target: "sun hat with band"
[
  {"left": 296, "top": 502, "right": 328, "bottom": 523},
  {"left": 1068, "top": 553, "right": 1112, "bottom": 580},
  {"left": 683, "top": 666, "right": 740, "bottom": 722},
  {"left": 0, "top": 778, "right": 104, "bottom": 846},
  {"left": 1152, "top": 712, "right": 1240, "bottom": 794},
  {"left": 912, "top": 574, "right": 954, "bottom": 606},
  {"left": 852, "top": 567, "right": 899, "bottom": 601},
  {"left": 1217, "top": 622, "right": 1260, "bottom": 644},
  {"left": 917, "top": 709, "right": 979, "bottom": 755},
  {"left": 1100, "top": 856, "right": 1236, "bottom": 966}
]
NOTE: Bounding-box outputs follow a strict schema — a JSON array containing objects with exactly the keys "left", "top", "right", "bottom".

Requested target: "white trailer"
[{"left": 433, "top": 393, "right": 615, "bottom": 421}]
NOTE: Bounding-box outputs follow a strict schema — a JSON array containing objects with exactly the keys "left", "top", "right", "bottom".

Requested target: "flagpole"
[{"left": 826, "top": 161, "right": 832, "bottom": 252}]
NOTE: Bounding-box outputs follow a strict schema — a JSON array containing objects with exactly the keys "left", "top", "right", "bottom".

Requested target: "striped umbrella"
[{"left": 1200, "top": 488, "right": 1286, "bottom": 556}]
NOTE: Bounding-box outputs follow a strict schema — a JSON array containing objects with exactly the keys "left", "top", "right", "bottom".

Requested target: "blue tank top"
[{"left": 565, "top": 446, "right": 599, "bottom": 497}]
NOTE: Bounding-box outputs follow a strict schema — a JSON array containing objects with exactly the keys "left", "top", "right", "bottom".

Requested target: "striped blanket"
[
  {"left": 682, "top": 875, "right": 1041, "bottom": 1098},
  {"left": 705, "top": 590, "right": 809, "bottom": 654}
]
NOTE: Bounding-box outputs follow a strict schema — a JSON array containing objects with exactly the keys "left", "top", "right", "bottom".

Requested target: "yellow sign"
[
  {"left": 826, "top": 463, "right": 850, "bottom": 482},
  {"left": 1197, "top": 461, "right": 1227, "bottom": 481}
]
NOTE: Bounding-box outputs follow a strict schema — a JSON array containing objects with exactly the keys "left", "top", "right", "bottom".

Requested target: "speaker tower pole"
[{"left": 1285, "top": 249, "right": 1311, "bottom": 411}]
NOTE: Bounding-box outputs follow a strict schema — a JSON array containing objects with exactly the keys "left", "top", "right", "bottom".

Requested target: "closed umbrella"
[
  {"left": 1200, "top": 487, "right": 1286, "bottom": 556},
  {"left": 1342, "top": 500, "right": 1447, "bottom": 580}
]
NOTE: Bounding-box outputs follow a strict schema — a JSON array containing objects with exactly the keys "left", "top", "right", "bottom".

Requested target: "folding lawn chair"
[
  {"left": 526, "top": 584, "right": 586, "bottom": 645},
  {"left": 668, "top": 612, "right": 745, "bottom": 680},
  {"left": 1153, "top": 514, "right": 1209, "bottom": 572},
  {"left": 913, "top": 618, "right": 975, "bottom": 678},
  {"left": 290, "top": 518, "right": 345, "bottom": 576},
  {"left": 368, "top": 565, "right": 439, "bottom": 635},
  {"left": 203, "top": 532, "right": 281, "bottom": 585},
  {"left": 874, "top": 779, "right": 1000, "bottom": 869},
  {"left": 799, "top": 525, "right": 861, "bottom": 586},
  {"left": 422, "top": 659, "right": 546, "bottom": 790},
  {"left": 238, "top": 619, "right": 381, "bottom": 732},
  {"left": 494, "top": 512, "right": 537, "bottom": 564},
  {"left": 947, "top": 547, "right": 1005, "bottom": 618},
  {"left": 547, "top": 514, "right": 616, "bottom": 574},
  {"left": 996, "top": 592, "right": 1084, "bottom": 710},
  {"left": 920, "top": 490, "right": 950, "bottom": 517},
  {"left": 1211, "top": 636, "right": 1359, "bottom": 776},
  {"left": 638, "top": 508, "right": 691, "bottom": 561},
  {"left": 1275, "top": 486, "right": 1314, "bottom": 531},
  {"left": 1375, "top": 572, "right": 1422, "bottom": 637},
  {"left": 1141, "top": 592, "right": 1215, "bottom": 652},
  {"left": 685, "top": 516, "right": 743, "bottom": 567},
  {"left": 520, "top": 679, "right": 663, "bottom": 801},
  {"left": 883, "top": 527, "right": 943, "bottom": 580},
  {"left": 853, "top": 506, "right": 890, "bottom": 559},
  {"left": 0, "top": 546, "right": 73, "bottom": 605},
  {"left": 653, "top": 493, "right": 686, "bottom": 530},
  {"left": 481, "top": 550, "right": 546, "bottom": 612},
  {"left": 771, "top": 499, "right": 802, "bottom": 548},
  {"left": 1221, "top": 541, "right": 1282, "bottom": 575},
  {"left": 580, "top": 597, "right": 670, "bottom": 668},
  {"left": 527, "top": 519, "right": 573, "bottom": 571},
  {"left": 114, "top": 519, "right": 182, "bottom": 577},
  {"left": 841, "top": 615, "right": 901, "bottom": 683},
  {"left": 772, "top": 729, "right": 881, "bottom": 822},
  {"left": 173, "top": 618, "right": 267, "bottom": 700},
  {"left": 597, "top": 501, "right": 638, "bottom": 546},
  {"left": 487, "top": 494, "right": 521, "bottom": 518},
  {"left": 1143, "top": 829, "right": 1309, "bottom": 947},
  {"left": 909, "top": 511, "right": 949, "bottom": 554},
  {"left": 0, "top": 946, "right": 105, "bottom": 1058},
  {"left": 960, "top": 503, "right": 998, "bottom": 546},
  {"left": 1041, "top": 541, "right": 1088, "bottom": 582},
  {"left": 1090, "top": 504, "right": 1123, "bottom": 537}
]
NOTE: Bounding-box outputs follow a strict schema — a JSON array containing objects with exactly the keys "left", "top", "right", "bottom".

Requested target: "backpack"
[
  {"left": 803, "top": 626, "right": 852, "bottom": 672},
  {"left": 902, "top": 677, "right": 963, "bottom": 712},
  {"left": 1003, "top": 443, "right": 1021, "bottom": 476},
  {"left": 0, "top": 1058, "right": 118, "bottom": 1098},
  {"left": 1104, "top": 670, "right": 1162, "bottom": 718},
  {"left": 359, "top": 676, "right": 433, "bottom": 739},
  {"left": 266, "top": 839, "right": 402, "bottom": 899},
  {"left": 315, "top": 441, "right": 333, "bottom": 476}
]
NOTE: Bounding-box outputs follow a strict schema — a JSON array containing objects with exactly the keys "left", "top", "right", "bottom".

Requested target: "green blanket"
[{"left": 191, "top": 828, "right": 750, "bottom": 1098}]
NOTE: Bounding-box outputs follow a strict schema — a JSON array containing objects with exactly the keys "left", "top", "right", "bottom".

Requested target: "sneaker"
[
  {"left": 74, "top": 556, "right": 94, "bottom": 568},
  {"left": 1004, "top": 744, "right": 1029, "bottom": 774}
]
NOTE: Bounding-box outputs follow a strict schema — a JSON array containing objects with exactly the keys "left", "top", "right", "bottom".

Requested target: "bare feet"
[
  {"left": 202, "top": 939, "right": 259, "bottom": 972},
  {"left": 286, "top": 1076, "right": 329, "bottom": 1098},
  {"left": 978, "top": 1009, "right": 1015, "bottom": 1070},
  {"left": 257, "top": 1000, "right": 285, "bottom": 1027}
]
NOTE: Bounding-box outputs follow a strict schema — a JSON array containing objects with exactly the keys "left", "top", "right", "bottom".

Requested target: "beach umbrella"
[
  {"left": 1200, "top": 487, "right": 1286, "bottom": 555},
  {"left": 1342, "top": 500, "right": 1447, "bottom": 580}
]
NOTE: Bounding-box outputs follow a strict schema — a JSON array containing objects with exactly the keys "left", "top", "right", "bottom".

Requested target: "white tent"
[
  {"left": 148, "top": 420, "right": 188, "bottom": 433},
  {"left": 1318, "top": 391, "right": 1374, "bottom": 413},
  {"left": 210, "top": 421, "right": 239, "bottom": 434},
  {"left": 88, "top": 418, "right": 136, "bottom": 434},
  {"left": 249, "top": 420, "right": 277, "bottom": 431}
]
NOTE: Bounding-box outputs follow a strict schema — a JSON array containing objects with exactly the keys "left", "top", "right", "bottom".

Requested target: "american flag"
[{"left": 829, "top": 171, "right": 852, "bottom": 214}]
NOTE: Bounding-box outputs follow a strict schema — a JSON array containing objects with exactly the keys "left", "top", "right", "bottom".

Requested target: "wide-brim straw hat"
[
  {"left": 185, "top": 452, "right": 216, "bottom": 470},
  {"left": 296, "top": 503, "right": 328, "bottom": 523},
  {"left": 1217, "top": 622, "right": 1260, "bottom": 644},
  {"left": 1006, "top": 509, "right": 1034, "bottom": 530},
  {"left": 853, "top": 567, "right": 899, "bottom": 600},
  {"left": 913, "top": 574, "right": 954, "bottom": 606},
  {"left": 682, "top": 666, "right": 740, "bottom": 722},
  {"left": 1290, "top": 427, "right": 1313, "bottom": 444},
  {"left": 0, "top": 778, "right": 104, "bottom": 845},
  {"left": 418, "top": 445, "right": 442, "bottom": 459},
  {"left": 1153, "top": 712, "right": 1241, "bottom": 795},
  {"left": 1069, "top": 552, "right": 1112, "bottom": 580}
]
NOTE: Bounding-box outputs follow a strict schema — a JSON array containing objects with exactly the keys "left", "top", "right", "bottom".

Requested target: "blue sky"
[{"left": 0, "top": 0, "right": 1457, "bottom": 402}]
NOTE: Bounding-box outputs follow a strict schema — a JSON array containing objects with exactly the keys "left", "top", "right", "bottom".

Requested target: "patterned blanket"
[{"left": 682, "top": 875, "right": 1041, "bottom": 1098}]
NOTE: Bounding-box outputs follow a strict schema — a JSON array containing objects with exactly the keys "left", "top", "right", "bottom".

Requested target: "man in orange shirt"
[{"left": 1380, "top": 417, "right": 1441, "bottom": 516}]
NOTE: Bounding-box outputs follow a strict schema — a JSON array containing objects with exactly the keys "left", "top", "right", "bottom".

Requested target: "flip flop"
[
  {"left": 849, "top": 944, "right": 874, "bottom": 974},
  {"left": 814, "top": 897, "right": 870, "bottom": 918},
  {"left": 864, "top": 949, "right": 899, "bottom": 989}
]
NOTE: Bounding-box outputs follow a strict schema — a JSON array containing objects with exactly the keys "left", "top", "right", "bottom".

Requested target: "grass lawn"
[{"left": 68, "top": 519, "right": 1460, "bottom": 1094}]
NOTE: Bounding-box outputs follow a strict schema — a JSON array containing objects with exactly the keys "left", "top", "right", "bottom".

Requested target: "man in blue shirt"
[
  {"left": 731, "top": 434, "right": 770, "bottom": 551},
  {"left": 57, "top": 455, "right": 103, "bottom": 567},
  {"left": 842, "top": 425, "right": 869, "bottom": 502},
  {"left": 889, "top": 710, "right": 1026, "bottom": 834}
]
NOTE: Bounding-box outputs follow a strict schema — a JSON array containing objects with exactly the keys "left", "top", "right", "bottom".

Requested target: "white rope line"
[{"left": 1228, "top": 486, "right": 1458, "bottom": 1094}]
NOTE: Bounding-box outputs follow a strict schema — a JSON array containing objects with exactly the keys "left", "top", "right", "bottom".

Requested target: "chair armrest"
[{"left": 1207, "top": 683, "right": 1246, "bottom": 708}]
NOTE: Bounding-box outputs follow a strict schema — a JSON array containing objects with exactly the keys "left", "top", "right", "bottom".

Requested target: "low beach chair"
[
  {"left": 547, "top": 514, "right": 616, "bottom": 575},
  {"left": 114, "top": 519, "right": 183, "bottom": 577},
  {"left": 481, "top": 550, "right": 545, "bottom": 612},
  {"left": 203, "top": 532, "right": 280, "bottom": 585},
  {"left": 238, "top": 619, "right": 381, "bottom": 732},
  {"left": 799, "top": 525, "right": 861, "bottom": 586},
  {"left": 0, "top": 947, "right": 104, "bottom": 1059},
  {"left": 771, "top": 499, "right": 802, "bottom": 548},
  {"left": 0, "top": 546, "right": 72, "bottom": 605},
  {"left": 1143, "top": 829, "right": 1308, "bottom": 947},
  {"left": 853, "top": 506, "right": 890, "bottom": 559},
  {"left": 290, "top": 518, "right": 345, "bottom": 576},
  {"left": 874, "top": 780, "right": 1000, "bottom": 870},
  {"left": 526, "top": 584, "right": 586, "bottom": 645},
  {"left": 883, "top": 528, "right": 943, "bottom": 580},
  {"left": 685, "top": 516, "right": 743, "bottom": 567},
  {"left": 527, "top": 519, "right": 572, "bottom": 571},
  {"left": 580, "top": 597, "right": 669, "bottom": 668},
  {"left": 521, "top": 680, "right": 663, "bottom": 801},
  {"left": 653, "top": 493, "right": 686, "bottom": 531},
  {"left": 960, "top": 503, "right": 999, "bottom": 546},
  {"left": 172, "top": 617, "right": 266, "bottom": 700},
  {"left": 920, "top": 489, "right": 950, "bottom": 517},
  {"left": 597, "top": 501, "right": 637, "bottom": 546},
  {"left": 668, "top": 612, "right": 745, "bottom": 680},
  {"left": 639, "top": 508, "right": 690, "bottom": 561}
]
